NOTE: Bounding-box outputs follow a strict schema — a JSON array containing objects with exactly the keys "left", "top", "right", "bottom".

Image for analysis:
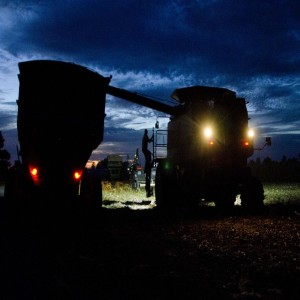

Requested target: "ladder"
[{"left": 152, "top": 128, "right": 167, "bottom": 161}]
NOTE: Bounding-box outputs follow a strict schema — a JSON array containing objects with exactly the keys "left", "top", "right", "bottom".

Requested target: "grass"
[
  {"left": 263, "top": 182, "right": 300, "bottom": 205},
  {"left": 101, "top": 181, "right": 300, "bottom": 209},
  {"left": 102, "top": 181, "right": 156, "bottom": 210}
]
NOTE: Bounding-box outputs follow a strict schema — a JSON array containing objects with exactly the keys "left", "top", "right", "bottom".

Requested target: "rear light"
[
  {"left": 137, "top": 165, "right": 142, "bottom": 171},
  {"left": 30, "top": 167, "right": 38, "bottom": 176},
  {"left": 29, "top": 165, "right": 39, "bottom": 183},
  {"left": 73, "top": 170, "right": 83, "bottom": 181}
]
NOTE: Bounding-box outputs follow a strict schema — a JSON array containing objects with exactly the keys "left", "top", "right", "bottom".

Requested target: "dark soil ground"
[{"left": 1, "top": 201, "right": 300, "bottom": 300}]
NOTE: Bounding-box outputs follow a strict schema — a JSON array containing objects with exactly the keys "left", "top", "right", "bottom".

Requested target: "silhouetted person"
[
  {"left": 142, "top": 129, "right": 153, "bottom": 197},
  {"left": 142, "top": 129, "right": 153, "bottom": 164}
]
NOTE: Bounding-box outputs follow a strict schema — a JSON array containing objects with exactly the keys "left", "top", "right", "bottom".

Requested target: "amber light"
[
  {"left": 209, "top": 140, "right": 214, "bottom": 145},
  {"left": 73, "top": 170, "right": 83, "bottom": 181},
  {"left": 243, "top": 140, "right": 250, "bottom": 146}
]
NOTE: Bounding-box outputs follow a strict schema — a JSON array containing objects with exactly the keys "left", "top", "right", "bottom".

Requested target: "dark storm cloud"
[
  {"left": 182, "top": 1, "right": 300, "bottom": 76},
  {"left": 3, "top": 0, "right": 300, "bottom": 77},
  {"left": 3, "top": 0, "right": 164, "bottom": 69}
]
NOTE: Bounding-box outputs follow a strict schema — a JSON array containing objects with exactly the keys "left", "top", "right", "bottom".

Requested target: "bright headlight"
[
  {"left": 247, "top": 129, "right": 255, "bottom": 138},
  {"left": 204, "top": 127, "right": 213, "bottom": 138}
]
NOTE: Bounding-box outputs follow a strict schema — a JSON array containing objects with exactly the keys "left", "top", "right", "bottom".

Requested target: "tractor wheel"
[
  {"left": 80, "top": 171, "right": 103, "bottom": 209},
  {"left": 155, "top": 161, "right": 178, "bottom": 211},
  {"left": 240, "top": 176, "right": 264, "bottom": 212},
  {"left": 178, "top": 180, "right": 199, "bottom": 212},
  {"left": 155, "top": 162, "right": 168, "bottom": 210},
  {"left": 214, "top": 192, "right": 236, "bottom": 211}
]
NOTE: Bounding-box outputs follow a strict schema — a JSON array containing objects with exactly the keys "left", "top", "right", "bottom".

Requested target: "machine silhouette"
[{"left": 5, "top": 60, "right": 270, "bottom": 212}]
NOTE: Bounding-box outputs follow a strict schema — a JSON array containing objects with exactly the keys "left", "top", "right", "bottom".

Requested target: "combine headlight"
[
  {"left": 204, "top": 127, "right": 213, "bottom": 138},
  {"left": 247, "top": 129, "right": 255, "bottom": 138}
]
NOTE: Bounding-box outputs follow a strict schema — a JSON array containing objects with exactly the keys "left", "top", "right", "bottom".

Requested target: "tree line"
[{"left": 248, "top": 155, "right": 300, "bottom": 183}]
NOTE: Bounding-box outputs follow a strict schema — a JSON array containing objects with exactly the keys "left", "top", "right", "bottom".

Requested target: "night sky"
[{"left": 0, "top": 0, "right": 299, "bottom": 163}]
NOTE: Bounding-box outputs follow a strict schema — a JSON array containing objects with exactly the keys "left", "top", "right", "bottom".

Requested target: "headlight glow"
[
  {"left": 204, "top": 127, "right": 213, "bottom": 138},
  {"left": 248, "top": 129, "right": 255, "bottom": 138}
]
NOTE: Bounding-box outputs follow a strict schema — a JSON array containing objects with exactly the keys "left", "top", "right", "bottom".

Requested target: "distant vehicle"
[
  {"left": 106, "top": 154, "right": 123, "bottom": 181},
  {"left": 96, "top": 154, "right": 130, "bottom": 181},
  {"left": 131, "top": 164, "right": 156, "bottom": 190}
]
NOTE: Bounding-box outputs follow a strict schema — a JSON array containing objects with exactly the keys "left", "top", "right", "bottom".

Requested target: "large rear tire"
[
  {"left": 214, "top": 192, "right": 236, "bottom": 211},
  {"left": 80, "top": 169, "right": 103, "bottom": 209},
  {"left": 155, "top": 161, "right": 180, "bottom": 211},
  {"left": 155, "top": 161, "right": 169, "bottom": 210},
  {"left": 240, "top": 176, "right": 264, "bottom": 212}
]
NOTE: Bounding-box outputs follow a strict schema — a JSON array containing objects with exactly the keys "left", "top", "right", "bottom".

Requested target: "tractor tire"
[
  {"left": 80, "top": 172, "right": 103, "bottom": 209},
  {"left": 155, "top": 161, "right": 179, "bottom": 211},
  {"left": 177, "top": 179, "right": 199, "bottom": 212},
  {"left": 214, "top": 192, "right": 236, "bottom": 211},
  {"left": 240, "top": 176, "right": 264, "bottom": 212},
  {"left": 154, "top": 162, "right": 169, "bottom": 210}
]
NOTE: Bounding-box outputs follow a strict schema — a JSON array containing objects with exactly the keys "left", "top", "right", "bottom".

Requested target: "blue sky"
[{"left": 0, "top": 0, "right": 300, "bottom": 163}]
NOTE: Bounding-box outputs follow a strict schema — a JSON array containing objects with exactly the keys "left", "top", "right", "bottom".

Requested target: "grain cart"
[
  {"left": 5, "top": 60, "right": 109, "bottom": 207},
  {"left": 5, "top": 59, "right": 269, "bottom": 211}
]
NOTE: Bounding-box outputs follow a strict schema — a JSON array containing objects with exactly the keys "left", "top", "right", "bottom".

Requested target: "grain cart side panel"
[{"left": 17, "top": 60, "right": 110, "bottom": 196}]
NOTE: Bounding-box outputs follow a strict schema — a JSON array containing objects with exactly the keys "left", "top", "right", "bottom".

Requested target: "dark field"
[{"left": 0, "top": 183, "right": 300, "bottom": 299}]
